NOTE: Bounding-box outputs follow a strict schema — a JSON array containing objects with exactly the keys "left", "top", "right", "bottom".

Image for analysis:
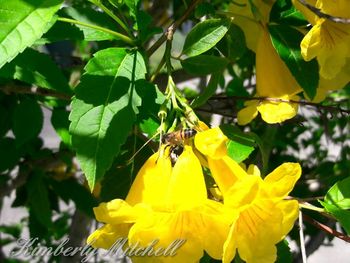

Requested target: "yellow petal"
[
  {"left": 292, "top": 0, "right": 318, "bottom": 24},
  {"left": 128, "top": 212, "right": 203, "bottom": 263},
  {"left": 87, "top": 223, "right": 131, "bottom": 249},
  {"left": 257, "top": 98, "right": 299, "bottom": 124},
  {"left": 126, "top": 150, "right": 172, "bottom": 206},
  {"left": 256, "top": 28, "right": 302, "bottom": 97},
  {"left": 318, "top": 0, "right": 350, "bottom": 18},
  {"left": 166, "top": 146, "right": 207, "bottom": 208},
  {"left": 263, "top": 163, "right": 301, "bottom": 198},
  {"left": 247, "top": 164, "right": 261, "bottom": 177},
  {"left": 225, "top": 175, "right": 261, "bottom": 209},
  {"left": 223, "top": 223, "right": 237, "bottom": 263},
  {"left": 208, "top": 156, "right": 247, "bottom": 197},
  {"left": 237, "top": 102, "right": 259, "bottom": 125},
  {"left": 277, "top": 200, "right": 299, "bottom": 234},
  {"left": 194, "top": 127, "right": 228, "bottom": 159},
  {"left": 93, "top": 199, "right": 149, "bottom": 224}
]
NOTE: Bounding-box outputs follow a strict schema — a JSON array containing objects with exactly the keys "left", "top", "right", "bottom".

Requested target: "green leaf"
[
  {"left": 0, "top": 49, "right": 71, "bottom": 94},
  {"left": 276, "top": 239, "right": 293, "bottom": 263},
  {"left": 182, "top": 19, "right": 230, "bottom": 57},
  {"left": 220, "top": 124, "right": 256, "bottom": 163},
  {"left": 320, "top": 201, "right": 350, "bottom": 235},
  {"left": 13, "top": 97, "right": 43, "bottom": 146},
  {"left": 63, "top": 6, "right": 119, "bottom": 41},
  {"left": 0, "top": 138, "right": 21, "bottom": 172},
  {"left": 27, "top": 171, "right": 52, "bottom": 228},
  {"left": 51, "top": 108, "right": 72, "bottom": 147},
  {"left": 217, "top": 23, "right": 247, "bottom": 60},
  {"left": 270, "top": 0, "right": 308, "bottom": 26},
  {"left": 136, "top": 10, "right": 162, "bottom": 43},
  {"left": 191, "top": 73, "right": 220, "bottom": 108},
  {"left": 268, "top": 24, "right": 319, "bottom": 100},
  {"left": 50, "top": 178, "right": 98, "bottom": 217},
  {"left": 324, "top": 176, "right": 350, "bottom": 210},
  {"left": 181, "top": 55, "right": 229, "bottom": 75},
  {"left": 227, "top": 140, "right": 255, "bottom": 163},
  {"left": 69, "top": 48, "right": 147, "bottom": 189},
  {"left": 40, "top": 19, "right": 84, "bottom": 43},
  {"left": 0, "top": 0, "right": 63, "bottom": 69}
]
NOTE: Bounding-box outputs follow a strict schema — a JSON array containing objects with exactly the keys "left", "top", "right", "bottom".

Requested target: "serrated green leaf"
[
  {"left": 191, "top": 73, "right": 220, "bottom": 108},
  {"left": 268, "top": 24, "right": 319, "bottom": 100},
  {"left": 325, "top": 176, "right": 350, "bottom": 210},
  {"left": 0, "top": 49, "right": 71, "bottom": 94},
  {"left": 0, "top": 0, "right": 63, "bottom": 69},
  {"left": 13, "top": 97, "right": 43, "bottom": 146},
  {"left": 27, "top": 171, "right": 52, "bottom": 228},
  {"left": 0, "top": 138, "right": 21, "bottom": 172},
  {"left": 69, "top": 48, "right": 147, "bottom": 189},
  {"left": 182, "top": 19, "right": 230, "bottom": 57},
  {"left": 63, "top": 6, "right": 119, "bottom": 41},
  {"left": 181, "top": 55, "right": 229, "bottom": 75},
  {"left": 51, "top": 108, "right": 72, "bottom": 147},
  {"left": 320, "top": 201, "right": 350, "bottom": 235}
]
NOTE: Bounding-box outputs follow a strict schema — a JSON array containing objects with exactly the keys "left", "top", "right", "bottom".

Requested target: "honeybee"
[
  {"left": 162, "top": 128, "right": 197, "bottom": 145},
  {"left": 162, "top": 128, "right": 197, "bottom": 166}
]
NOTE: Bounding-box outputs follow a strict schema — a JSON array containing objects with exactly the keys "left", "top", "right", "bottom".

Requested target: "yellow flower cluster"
[
  {"left": 87, "top": 127, "right": 301, "bottom": 263},
  {"left": 229, "top": 0, "right": 350, "bottom": 124},
  {"left": 293, "top": 0, "right": 350, "bottom": 102}
]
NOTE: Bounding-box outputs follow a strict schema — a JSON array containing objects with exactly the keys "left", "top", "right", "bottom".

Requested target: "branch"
[
  {"left": 146, "top": 0, "right": 202, "bottom": 57},
  {"left": 210, "top": 95, "right": 350, "bottom": 115},
  {"left": 297, "top": 0, "right": 350, "bottom": 24},
  {"left": 1, "top": 84, "right": 71, "bottom": 100},
  {"left": 303, "top": 214, "right": 350, "bottom": 243}
]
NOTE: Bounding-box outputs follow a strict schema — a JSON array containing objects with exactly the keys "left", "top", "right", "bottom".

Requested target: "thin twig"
[
  {"left": 299, "top": 210, "right": 308, "bottom": 263},
  {"left": 297, "top": 0, "right": 350, "bottom": 24},
  {"left": 303, "top": 214, "right": 350, "bottom": 243},
  {"left": 1, "top": 84, "right": 71, "bottom": 100},
  {"left": 146, "top": 0, "right": 202, "bottom": 57},
  {"left": 210, "top": 95, "right": 350, "bottom": 115}
]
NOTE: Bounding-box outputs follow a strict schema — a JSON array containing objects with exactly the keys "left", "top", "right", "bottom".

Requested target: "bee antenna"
[{"left": 126, "top": 131, "right": 160, "bottom": 165}]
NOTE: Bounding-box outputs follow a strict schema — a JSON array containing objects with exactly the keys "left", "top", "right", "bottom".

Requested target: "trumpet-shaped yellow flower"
[
  {"left": 229, "top": 1, "right": 302, "bottom": 125},
  {"left": 237, "top": 28, "right": 302, "bottom": 125},
  {"left": 195, "top": 128, "right": 301, "bottom": 263},
  {"left": 87, "top": 145, "right": 231, "bottom": 262},
  {"left": 293, "top": 0, "right": 350, "bottom": 80}
]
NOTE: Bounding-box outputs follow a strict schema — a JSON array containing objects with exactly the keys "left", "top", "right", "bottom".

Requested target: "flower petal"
[
  {"left": 94, "top": 199, "right": 149, "bottom": 224},
  {"left": 166, "top": 146, "right": 207, "bottom": 208},
  {"left": 208, "top": 156, "right": 247, "bottom": 197},
  {"left": 87, "top": 223, "right": 131, "bottom": 249},
  {"left": 126, "top": 150, "right": 172, "bottom": 206},
  {"left": 263, "top": 163, "right": 301, "bottom": 198},
  {"left": 257, "top": 98, "right": 299, "bottom": 124},
  {"left": 237, "top": 102, "right": 259, "bottom": 125},
  {"left": 194, "top": 127, "right": 228, "bottom": 159},
  {"left": 256, "top": 29, "right": 301, "bottom": 98},
  {"left": 128, "top": 211, "right": 203, "bottom": 263}
]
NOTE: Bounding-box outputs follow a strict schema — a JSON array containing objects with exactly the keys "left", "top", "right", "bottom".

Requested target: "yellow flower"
[
  {"left": 195, "top": 128, "right": 301, "bottom": 263},
  {"left": 237, "top": 28, "right": 301, "bottom": 124},
  {"left": 229, "top": 2, "right": 302, "bottom": 125},
  {"left": 293, "top": 0, "right": 350, "bottom": 99},
  {"left": 87, "top": 145, "right": 231, "bottom": 262}
]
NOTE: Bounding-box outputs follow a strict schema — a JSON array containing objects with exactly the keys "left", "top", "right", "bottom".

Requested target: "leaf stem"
[
  {"left": 299, "top": 203, "right": 325, "bottom": 213},
  {"left": 92, "top": 1, "right": 134, "bottom": 37},
  {"left": 57, "top": 17, "right": 135, "bottom": 45}
]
